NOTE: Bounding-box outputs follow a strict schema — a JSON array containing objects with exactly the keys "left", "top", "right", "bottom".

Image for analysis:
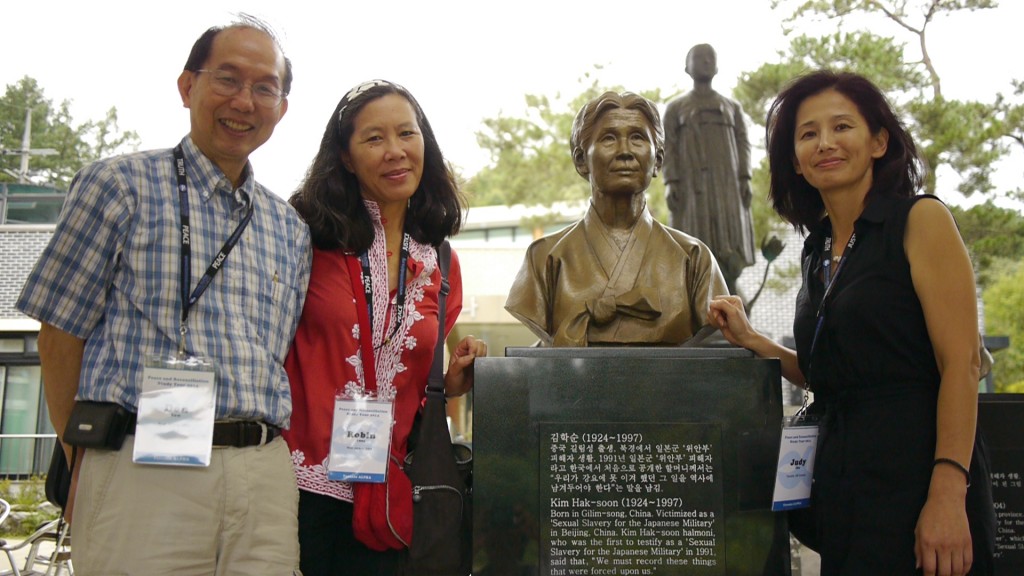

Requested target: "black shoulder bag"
[
  {"left": 404, "top": 241, "right": 473, "bottom": 575},
  {"left": 45, "top": 442, "right": 71, "bottom": 510}
]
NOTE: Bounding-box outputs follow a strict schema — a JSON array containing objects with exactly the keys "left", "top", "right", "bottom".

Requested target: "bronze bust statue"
[
  {"left": 505, "top": 91, "right": 728, "bottom": 347},
  {"left": 664, "top": 43, "right": 755, "bottom": 296}
]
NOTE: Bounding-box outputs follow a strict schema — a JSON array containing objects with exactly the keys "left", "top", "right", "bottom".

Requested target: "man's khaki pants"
[{"left": 71, "top": 435, "right": 301, "bottom": 576}]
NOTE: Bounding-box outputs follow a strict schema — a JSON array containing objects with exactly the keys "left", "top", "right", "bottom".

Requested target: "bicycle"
[{"left": 0, "top": 498, "right": 72, "bottom": 576}]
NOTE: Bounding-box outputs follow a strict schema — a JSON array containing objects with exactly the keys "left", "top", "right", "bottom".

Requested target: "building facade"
[{"left": 0, "top": 183, "right": 65, "bottom": 477}]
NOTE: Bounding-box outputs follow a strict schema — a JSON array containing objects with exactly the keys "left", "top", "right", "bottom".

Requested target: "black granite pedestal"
[{"left": 473, "top": 347, "right": 789, "bottom": 576}]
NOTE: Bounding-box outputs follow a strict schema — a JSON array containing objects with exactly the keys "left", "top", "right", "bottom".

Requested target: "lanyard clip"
[
  {"left": 797, "top": 389, "right": 810, "bottom": 419},
  {"left": 178, "top": 322, "right": 188, "bottom": 358}
]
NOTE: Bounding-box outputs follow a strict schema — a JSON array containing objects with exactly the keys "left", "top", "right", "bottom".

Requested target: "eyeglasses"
[{"left": 195, "top": 69, "right": 286, "bottom": 108}]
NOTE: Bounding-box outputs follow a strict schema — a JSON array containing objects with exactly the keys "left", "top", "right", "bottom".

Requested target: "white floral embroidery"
[
  {"left": 292, "top": 449, "right": 354, "bottom": 501},
  {"left": 344, "top": 381, "right": 364, "bottom": 398},
  {"left": 355, "top": 201, "right": 438, "bottom": 402}
]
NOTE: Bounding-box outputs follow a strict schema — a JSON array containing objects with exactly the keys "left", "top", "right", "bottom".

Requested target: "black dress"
[{"left": 792, "top": 194, "right": 996, "bottom": 575}]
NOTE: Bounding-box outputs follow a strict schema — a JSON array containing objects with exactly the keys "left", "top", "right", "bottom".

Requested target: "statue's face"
[
  {"left": 686, "top": 45, "right": 717, "bottom": 81},
  {"left": 583, "top": 108, "right": 658, "bottom": 197}
]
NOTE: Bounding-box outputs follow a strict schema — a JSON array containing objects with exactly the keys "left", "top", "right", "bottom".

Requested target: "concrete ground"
[{"left": 0, "top": 534, "right": 72, "bottom": 575}]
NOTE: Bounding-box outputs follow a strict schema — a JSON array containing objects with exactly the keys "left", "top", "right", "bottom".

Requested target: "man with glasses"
[{"left": 17, "top": 15, "right": 310, "bottom": 575}]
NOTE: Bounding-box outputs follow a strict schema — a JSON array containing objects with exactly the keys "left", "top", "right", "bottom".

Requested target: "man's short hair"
[{"left": 183, "top": 14, "right": 293, "bottom": 96}]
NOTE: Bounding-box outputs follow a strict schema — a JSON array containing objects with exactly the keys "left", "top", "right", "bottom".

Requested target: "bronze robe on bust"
[{"left": 505, "top": 205, "right": 729, "bottom": 347}]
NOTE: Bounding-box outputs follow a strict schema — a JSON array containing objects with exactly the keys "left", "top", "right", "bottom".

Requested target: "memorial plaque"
[
  {"left": 543, "top": 423, "right": 725, "bottom": 573},
  {"left": 978, "top": 393, "right": 1024, "bottom": 575},
  {"left": 474, "top": 348, "right": 789, "bottom": 576}
]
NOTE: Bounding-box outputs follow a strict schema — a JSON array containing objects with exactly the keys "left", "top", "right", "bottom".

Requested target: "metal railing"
[{"left": 0, "top": 435, "right": 57, "bottom": 479}]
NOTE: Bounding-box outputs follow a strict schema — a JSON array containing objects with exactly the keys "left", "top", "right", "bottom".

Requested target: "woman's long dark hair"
[
  {"left": 290, "top": 80, "right": 464, "bottom": 252},
  {"left": 765, "top": 69, "right": 923, "bottom": 231}
]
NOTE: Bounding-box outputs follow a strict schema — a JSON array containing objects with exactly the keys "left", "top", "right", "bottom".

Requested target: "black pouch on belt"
[{"left": 62, "top": 401, "right": 134, "bottom": 450}]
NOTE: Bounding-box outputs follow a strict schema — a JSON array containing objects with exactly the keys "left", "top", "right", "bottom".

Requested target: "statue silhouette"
[{"left": 664, "top": 43, "right": 755, "bottom": 297}]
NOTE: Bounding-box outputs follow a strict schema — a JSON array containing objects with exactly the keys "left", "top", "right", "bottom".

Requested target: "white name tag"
[
  {"left": 133, "top": 355, "right": 216, "bottom": 467},
  {"left": 327, "top": 396, "right": 393, "bottom": 483},
  {"left": 771, "top": 420, "right": 819, "bottom": 511}
]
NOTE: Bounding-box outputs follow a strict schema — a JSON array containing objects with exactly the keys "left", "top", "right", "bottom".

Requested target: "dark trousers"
[{"left": 298, "top": 490, "right": 406, "bottom": 576}]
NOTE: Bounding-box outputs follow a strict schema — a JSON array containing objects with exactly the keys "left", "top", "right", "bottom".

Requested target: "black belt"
[{"left": 128, "top": 418, "right": 280, "bottom": 448}]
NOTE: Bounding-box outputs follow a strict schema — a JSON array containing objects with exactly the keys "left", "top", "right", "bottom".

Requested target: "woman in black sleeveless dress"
[{"left": 708, "top": 70, "right": 995, "bottom": 575}]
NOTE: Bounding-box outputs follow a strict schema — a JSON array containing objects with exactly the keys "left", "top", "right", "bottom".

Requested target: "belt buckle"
[{"left": 256, "top": 421, "right": 268, "bottom": 446}]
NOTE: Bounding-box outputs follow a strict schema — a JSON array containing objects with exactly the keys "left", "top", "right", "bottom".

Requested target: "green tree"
[
  {"left": 747, "top": 0, "right": 1009, "bottom": 198},
  {"left": 465, "top": 70, "right": 670, "bottom": 231},
  {"left": 984, "top": 261, "right": 1024, "bottom": 392},
  {"left": 776, "top": 0, "right": 999, "bottom": 96},
  {"left": 1, "top": 76, "right": 140, "bottom": 189},
  {"left": 950, "top": 202, "right": 1024, "bottom": 287},
  {"left": 994, "top": 80, "right": 1024, "bottom": 201}
]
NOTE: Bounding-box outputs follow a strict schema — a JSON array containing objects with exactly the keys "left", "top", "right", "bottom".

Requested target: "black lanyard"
[
  {"left": 358, "top": 231, "right": 410, "bottom": 350},
  {"left": 806, "top": 231, "right": 857, "bottom": 389},
  {"left": 174, "top": 145, "right": 254, "bottom": 354}
]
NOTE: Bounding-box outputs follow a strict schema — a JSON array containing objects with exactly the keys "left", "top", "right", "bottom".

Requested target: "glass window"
[
  {"left": 455, "top": 230, "right": 486, "bottom": 242},
  {"left": 0, "top": 338, "right": 25, "bottom": 353},
  {"left": 5, "top": 196, "right": 66, "bottom": 224},
  {"left": 0, "top": 183, "right": 67, "bottom": 224},
  {"left": 0, "top": 365, "right": 42, "bottom": 475},
  {"left": 486, "top": 227, "right": 515, "bottom": 243}
]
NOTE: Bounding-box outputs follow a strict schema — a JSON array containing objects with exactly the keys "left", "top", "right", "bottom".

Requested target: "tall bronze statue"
[
  {"left": 505, "top": 91, "right": 728, "bottom": 347},
  {"left": 664, "top": 43, "right": 755, "bottom": 296}
]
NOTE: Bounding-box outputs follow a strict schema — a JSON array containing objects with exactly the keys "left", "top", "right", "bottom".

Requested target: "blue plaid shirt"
[{"left": 17, "top": 136, "right": 312, "bottom": 428}]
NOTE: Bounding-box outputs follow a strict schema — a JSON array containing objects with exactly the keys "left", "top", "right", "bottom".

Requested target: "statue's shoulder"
[
  {"left": 657, "top": 220, "right": 714, "bottom": 254},
  {"left": 664, "top": 94, "right": 697, "bottom": 128},
  {"left": 665, "top": 93, "right": 696, "bottom": 112},
  {"left": 524, "top": 221, "right": 582, "bottom": 257},
  {"left": 711, "top": 91, "right": 744, "bottom": 113}
]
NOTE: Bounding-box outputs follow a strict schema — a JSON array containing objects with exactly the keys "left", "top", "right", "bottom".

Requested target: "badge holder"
[
  {"left": 771, "top": 398, "right": 819, "bottom": 511},
  {"left": 327, "top": 390, "right": 394, "bottom": 483},
  {"left": 133, "top": 354, "right": 216, "bottom": 467}
]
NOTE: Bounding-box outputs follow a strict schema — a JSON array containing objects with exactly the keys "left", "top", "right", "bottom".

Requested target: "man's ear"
[
  {"left": 277, "top": 97, "right": 289, "bottom": 122},
  {"left": 177, "top": 71, "right": 194, "bottom": 108},
  {"left": 572, "top": 147, "right": 589, "bottom": 179}
]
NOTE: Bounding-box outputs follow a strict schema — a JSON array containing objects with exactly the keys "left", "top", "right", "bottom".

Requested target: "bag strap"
[{"left": 428, "top": 241, "right": 451, "bottom": 397}]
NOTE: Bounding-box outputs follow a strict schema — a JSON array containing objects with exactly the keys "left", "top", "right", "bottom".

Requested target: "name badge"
[
  {"left": 771, "top": 416, "right": 819, "bottom": 511},
  {"left": 133, "top": 355, "right": 216, "bottom": 467},
  {"left": 328, "top": 394, "right": 394, "bottom": 483}
]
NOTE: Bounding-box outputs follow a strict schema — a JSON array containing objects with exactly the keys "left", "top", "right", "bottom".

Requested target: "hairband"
[{"left": 337, "top": 79, "right": 403, "bottom": 123}]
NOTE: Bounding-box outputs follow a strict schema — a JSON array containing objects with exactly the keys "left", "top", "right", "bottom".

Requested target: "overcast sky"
[{"left": 4, "top": 0, "right": 1022, "bottom": 206}]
